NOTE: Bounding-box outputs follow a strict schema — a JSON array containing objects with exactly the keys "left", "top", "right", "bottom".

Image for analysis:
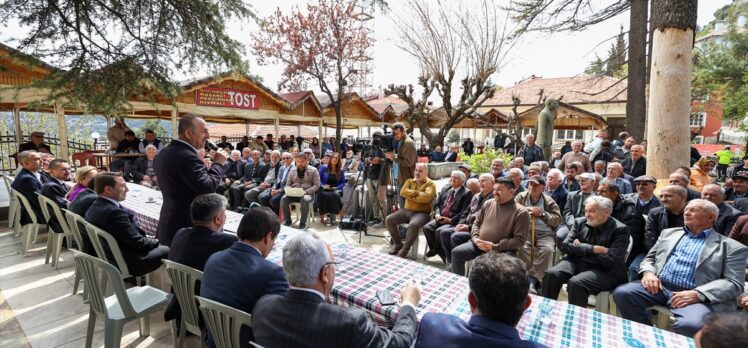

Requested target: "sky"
[{"left": 0, "top": 0, "right": 734, "bottom": 94}]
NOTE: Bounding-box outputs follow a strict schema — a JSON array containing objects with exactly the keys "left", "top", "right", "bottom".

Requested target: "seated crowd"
[{"left": 9, "top": 124, "right": 748, "bottom": 346}]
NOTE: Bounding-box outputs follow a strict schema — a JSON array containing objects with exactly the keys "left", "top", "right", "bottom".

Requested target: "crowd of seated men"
[{"left": 10, "top": 125, "right": 748, "bottom": 344}]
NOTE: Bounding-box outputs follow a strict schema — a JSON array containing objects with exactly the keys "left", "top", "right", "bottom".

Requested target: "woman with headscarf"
[{"left": 690, "top": 156, "right": 716, "bottom": 191}]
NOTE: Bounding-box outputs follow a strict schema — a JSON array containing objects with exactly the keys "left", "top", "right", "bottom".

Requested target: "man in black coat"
[
  {"left": 163, "top": 193, "right": 237, "bottom": 324},
  {"left": 422, "top": 171, "right": 473, "bottom": 262},
  {"left": 621, "top": 145, "right": 646, "bottom": 179},
  {"left": 69, "top": 179, "right": 98, "bottom": 255},
  {"left": 597, "top": 181, "right": 645, "bottom": 261},
  {"left": 85, "top": 173, "right": 169, "bottom": 276},
  {"left": 11, "top": 151, "right": 46, "bottom": 225},
  {"left": 155, "top": 114, "right": 226, "bottom": 246},
  {"left": 541, "top": 196, "right": 630, "bottom": 308},
  {"left": 701, "top": 184, "right": 743, "bottom": 236},
  {"left": 556, "top": 172, "right": 596, "bottom": 244},
  {"left": 229, "top": 149, "right": 268, "bottom": 209},
  {"left": 40, "top": 159, "right": 72, "bottom": 234},
  {"left": 125, "top": 144, "right": 158, "bottom": 187}
]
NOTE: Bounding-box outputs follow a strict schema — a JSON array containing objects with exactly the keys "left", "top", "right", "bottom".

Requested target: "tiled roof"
[
  {"left": 365, "top": 95, "right": 409, "bottom": 115},
  {"left": 485, "top": 74, "right": 627, "bottom": 106},
  {"left": 280, "top": 91, "right": 314, "bottom": 104}
]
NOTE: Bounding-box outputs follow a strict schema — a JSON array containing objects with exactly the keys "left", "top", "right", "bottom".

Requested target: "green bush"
[{"left": 460, "top": 149, "right": 513, "bottom": 174}]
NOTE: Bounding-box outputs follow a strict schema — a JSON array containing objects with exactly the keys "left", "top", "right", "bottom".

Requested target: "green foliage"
[
  {"left": 447, "top": 130, "right": 460, "bottom": 144},
  {"left": 585, "top": 26, "right": 627, "bottom": 77},
  {"left": 2, "top": 0, "right": 254, "bottom": 114},
  {"left": 135, "top": 120, "right": 170, "bottom": 139},
  {"left": 692, "top": 31, "right": 748, "bottom": 120},
  {"left": 459, "top": 149, "right": 512, "bottom": 174}
]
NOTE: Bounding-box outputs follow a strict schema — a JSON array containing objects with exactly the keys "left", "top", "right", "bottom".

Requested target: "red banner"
[{"left": 196, "top": 87, "right": 260, "bottom": 110}]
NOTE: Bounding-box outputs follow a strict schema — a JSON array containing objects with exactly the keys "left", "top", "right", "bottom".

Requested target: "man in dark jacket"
[
  {"left": 68, "top": 179, "right": 98, "bottom": 255},
  {"left": 126, "top": 144, "right": 158, "bottom": 187},
  {"left": 229, "top": 149, "right": 268, "bottom": 209},
  {"left": 85, "top": 173, "right": 169, "bottom": 276},
  {"left": 626, "top": 175, "right": 661, "bottom": 216},
  {"left": 422, "top": 171, "right": 473, "bottom": 262},
  {"left": 701, "top": 184, "right": 743, "bottom": 236},
  {"left": 40, "top": 159, "right": 72, "bottom": 234},
  {"left": 557, "top": 172, "right": 596, "bottom": 244},
  {"left": 517, "top": 134, "right": 544, "bottom": 164},
  {"left": 597, "top": 181, "right": 645, "bottom": 262},
  {"left": 541, "top": 196, "right": 630, "bottom": 308},
  {"left": 216, "top": 150, "right": 244, "bottom": 195},
  {"left": 155, "top": 114, "right": 226, "bottom": 246},
  {"left": 163, "top": 193, "right": 237, "bottom": 327},
  {"left": 621, "top": 145, "right": 646, "bottom": 179},
  {"left": 11, "top": 151, "right": 46, "bottom": 225}
]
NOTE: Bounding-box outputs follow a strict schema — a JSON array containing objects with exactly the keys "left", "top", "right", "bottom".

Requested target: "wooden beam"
[{"left": 55, "top": 103, "right": 69, "bottom": 160}]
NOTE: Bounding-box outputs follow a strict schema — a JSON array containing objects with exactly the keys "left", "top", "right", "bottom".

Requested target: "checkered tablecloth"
[
  {"left": 446, "top": 294, "right": 694, "bottom": 348},
  {"left": 122, "top": 183, "right": 693, "bottom": 347},
  {"left": 121, "top": 183, "right": 243, "bottom": 237}
]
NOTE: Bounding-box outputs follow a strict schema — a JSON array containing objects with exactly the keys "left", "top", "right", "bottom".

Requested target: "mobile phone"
[{"left": 376, "top": 289, "right": 396, "bottom": 306}]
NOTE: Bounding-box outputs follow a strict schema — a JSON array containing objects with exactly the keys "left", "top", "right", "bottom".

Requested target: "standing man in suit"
[
  {"left": 556, "top": 172, "right": 596, "bottom": 244},
  {"left": 155, "top": 114, "right": 226, "bottom": 246},
  {"left": 253, "top": 233, "right": 420, "bottom": 348},
  {"left": 164, "top": 193, "right": 238, "bottom": 333},
  {"left": 415, "top": 253, "right": 547, "bottom": 348},
  {"left": 85, "top": 173, "right": 169, "bottom": 276},
  {"left": 701, "top": 184, "right": 744, "bottom": 236},
  {"left": 614, "top": 199, "right": 748, "bottom": 337},
  {"left": 386, "top": 122, "right": 417, "bottom": 208},
  {"left": 422, "top": 171, "right": 473, "bottom": 262},
  {"left": 541, "top": 196, "right": 630, "bottom": 308},
  {"left": 11, "top": 151, "right": 46, "bottom": 225},
  {"left": 200, "top": 207, "right": 287, "bottom": 347}
]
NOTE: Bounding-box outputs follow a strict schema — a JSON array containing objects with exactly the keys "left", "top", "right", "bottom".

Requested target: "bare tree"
[{"left": 384, "top": 0, "right": 520, "bottom": 148}]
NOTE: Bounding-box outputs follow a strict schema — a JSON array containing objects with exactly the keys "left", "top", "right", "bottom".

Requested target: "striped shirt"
[{"left": 659, "top": 227, "right": 712, "bottom": 290}]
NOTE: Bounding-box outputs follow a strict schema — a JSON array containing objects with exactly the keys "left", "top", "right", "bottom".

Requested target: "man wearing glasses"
[
  {"left": 253, "top": 233, "right": 420, "bottom": 348},
  {"left": 260, "top": 152, "right": 295, "bottom": 214}
]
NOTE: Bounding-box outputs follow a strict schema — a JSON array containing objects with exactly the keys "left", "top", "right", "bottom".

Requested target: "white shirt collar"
[
  {"left": 289, "top": 286, "right": 326, "bottom": 301},
  {"left": 101, "top": 196, "right": 121, "bottom": 207}
]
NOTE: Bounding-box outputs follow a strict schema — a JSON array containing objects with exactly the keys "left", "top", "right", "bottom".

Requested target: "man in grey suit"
[
  {"left": 253, "top": 233, "right": 421, "bottom": 348},
  {"left": 613, "top": 199, "right": 748, "bottom": 337}
]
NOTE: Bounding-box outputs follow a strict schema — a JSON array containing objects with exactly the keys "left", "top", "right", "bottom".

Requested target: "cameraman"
[
  {"left": 385, "top": 122, "right": 417, "bottom": 208},
  {"left": 367, "top": 132, "right": 388, "bottom": 225}
]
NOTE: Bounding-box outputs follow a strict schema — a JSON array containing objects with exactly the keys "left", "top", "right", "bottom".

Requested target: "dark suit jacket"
[
  {"left": 561, "top": 190, "right": 592, "bottom": 228},
  {"left": 242, "top": 162, "right": 269, "bottom": 185},
  {"left": 68, "top": 188, "right": 98, "bottom": 255},
  {"left": 443, "top": 151, "right": 458, "bottom": 162},
  {"left": 85, "top": 197, "right": 165, "bottom": 276},
  {"left": 126, "top": 157, "right": 154, "bottom": 182},
  {"left": 622, "top": 157, "right": 646, "bottom": 178},
  {"left": 625, "top": 193, "right": 662, "bottom": 216},
  {"left": 11, "top": 168, "right": 46, "bottom": 225},
  {"left": 40, "top": 179, "right": 69, "bottom": 233},
  {"left": 223, "top": 159, "right": 245, "bottom": 181},
  {"left": 547, "top": 186, "right": 568, "bottom": 212},
  {"left": 253, "top": 289, "right": 418, "bottom": 348},
  {"left": 434, "top": 185, "right": 473, "bottom": 226},
  {"left": 415, "top": 313, "right": 546, "bottom": 348},
  {"left": 733, "top": 198, "right": 748, "bottom": 215},
  {"left": 155, "top": 140, "right": 225, "bottom": 246},
  {"left": 687, "top": 188, "right": 701, "bottom": 202},
  {"left": 200, "top": 242, "right": 288, "bottom": 347},
  {"left": 430, "top": 152, "right": 445, "bottom": 162},
  {"left": 716, "top": 203, "right": 743, "bottom": 236},
  {"left": 562, "top": 217, "right": 630, "bottom": 282},
  {"left": 644, "top": 206, "right": 684, "bottom": 252},
  {"left": 613, "top": 197, "right": 646, "bottom": 258},
  {"left": 164, "top": 226, "right": 238, "bottom": 322}
]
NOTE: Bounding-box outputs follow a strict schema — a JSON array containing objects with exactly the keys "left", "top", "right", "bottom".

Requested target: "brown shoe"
[
  {"left": 388, "top": 243, "right": 403, "bottom": 255},
  {"left": 397, "top": 247, "right": 410, "bottom": 258}
]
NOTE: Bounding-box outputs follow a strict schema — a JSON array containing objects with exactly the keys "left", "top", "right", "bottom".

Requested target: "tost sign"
[{"left": 196, "top": 87, "right": 260, "bottom": 110}]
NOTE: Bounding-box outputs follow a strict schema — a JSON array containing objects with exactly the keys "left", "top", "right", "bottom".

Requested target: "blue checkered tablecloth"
[{"left": 122, "top": 183, "right": 694, "bottom": 347}]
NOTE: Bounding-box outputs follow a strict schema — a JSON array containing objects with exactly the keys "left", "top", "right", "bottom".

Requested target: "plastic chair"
[
  {"left": 197, "top": 296, "right": 253, "bottom": 348},
  {"left": 73, "top": 251, "right": 168, "bottom": 348},
  {"left": 84, "top": 222, "right": 153, "bottom": 287},
  {"left": 594, "top": 235, "right": 634, "bottom": 315},
  {"left": 162, "top": 259, "right": 204, "bottom": 348},
  {"left": 11, "top": 188, "right": 47, "bottom": 256},
  {"left": 64, "top": 209, "right": 89, "bottom": 296},
  {"left": 397, "top": 223, "right": 422, "bottom": 259},
  {"left": 39, "top": 195, "right": 74, "bottom": 268},
  {"left": 2, "top": 175, "right": 19, "bottom": 235}
]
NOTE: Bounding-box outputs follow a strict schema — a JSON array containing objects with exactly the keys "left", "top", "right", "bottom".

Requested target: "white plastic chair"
[
  {"left": 196, "top": 296, "right": 253, "bottom": 348},
  {"left": 84, "top": 222, "right": 153, "bottom": 288},
  {"left": 73, "top": 251, "right": 168, "bottom": 348},
  {"left": 2, "top": 174, "right": 19, "bottom": 235},
  {"left": 594, "top": 235, "right": 634, "bottom": 315},
  {"left": 11, "top": 188, "right": 47, "bottom": 256},
  {"left": 397, "top": 223, "right": 422, "bottom": 259},
  {"left": 39, "top": 194, "right": 74, "bottom": 268},
  {"left": 162, "top": 259, "right": 204, "bottom": 348},
  {"left": 64, "top": 209, "right": 89, "bottom": 296}
]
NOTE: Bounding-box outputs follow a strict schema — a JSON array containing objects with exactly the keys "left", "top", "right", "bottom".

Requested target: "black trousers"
[
  {"left": 541, "top": 259, "right": 622, "bottom": 308},
  {"left": 422, "top": 220, "right": 452, "bottom": 261}
]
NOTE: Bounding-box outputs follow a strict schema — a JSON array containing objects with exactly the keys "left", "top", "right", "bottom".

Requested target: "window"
[
  {"left": 555, "top": 129, "right": 584, "bottom": 140},
  {"left": 690, "top": 112, "right": 706, "bottom": 127}
]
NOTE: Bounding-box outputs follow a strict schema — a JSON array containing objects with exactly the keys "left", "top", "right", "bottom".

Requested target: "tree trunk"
[
  {"left": 626, "top": 0, "right": 648, "bottom": 143},
  {"left": 334, "top": 104, "right": 342, "bottom": 153},
  {"left": 645, "top": 0, "right": 697, "bottom": 179}
]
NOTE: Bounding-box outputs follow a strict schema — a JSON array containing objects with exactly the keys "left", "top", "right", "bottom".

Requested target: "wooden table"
[{"left": 92, "top": 152, "right": 144, "bottom": 170}]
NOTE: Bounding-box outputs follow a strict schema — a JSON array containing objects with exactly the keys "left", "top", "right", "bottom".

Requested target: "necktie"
[{"left": 441, "top": 190, "right": 456, "bottom": 217}]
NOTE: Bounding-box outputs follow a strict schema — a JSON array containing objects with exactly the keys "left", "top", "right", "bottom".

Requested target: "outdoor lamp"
[{"left": 91, "top": 132, "right": 100, "bottom": 148}]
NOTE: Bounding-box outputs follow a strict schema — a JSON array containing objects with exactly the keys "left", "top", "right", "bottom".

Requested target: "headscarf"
[{"left": 694, "top": 156, "right": 717, "bottom": 171}]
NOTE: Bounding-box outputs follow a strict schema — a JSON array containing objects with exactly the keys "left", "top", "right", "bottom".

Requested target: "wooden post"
[
  {"left": 55, "top": 103, "right": 69, "bottom": 160},
  {"left": 12, "top": 106, "right": 22, "bottom": 145},
  {"left": 170, "top": 107, "right": 178, "bottom": 137},
  {"left": 318, "top": 120, "right": 324, "bottom": 157},
  {"left": 245, "top": 122, "right": 250, "bottom": 136},
  {"left": 645, "top": 0, "right": 697, "bottom": 179},
  {"left": 274, "top": 117, "right": 280, "bottom": 140}
]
